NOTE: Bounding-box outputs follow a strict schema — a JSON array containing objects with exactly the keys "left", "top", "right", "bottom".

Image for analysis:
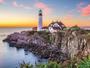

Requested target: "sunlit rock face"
[
  {"left": 4, "top": 29, "right": 90, "bottom": 62},
  {"left": 52, "top": 29, "right": 89, "bottom": 59}
]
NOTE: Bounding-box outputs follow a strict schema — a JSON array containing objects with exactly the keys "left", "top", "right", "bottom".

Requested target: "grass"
[
  {"left": 77, "top": 56, "right": 90, "bottom": 68},
  {"left": 19, "top": 56, "right": 90, "bottom": 68},
  {"left": 20, "top": 61, "right": 61, "bottom": 68}
]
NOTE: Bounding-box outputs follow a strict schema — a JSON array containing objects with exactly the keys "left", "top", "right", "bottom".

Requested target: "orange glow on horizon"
[
  {"left": 0, "top": 20, "right": 90, "bottom": 27},
  {"left": 0, "top": 12, "right": 90, "bottom": 27}
]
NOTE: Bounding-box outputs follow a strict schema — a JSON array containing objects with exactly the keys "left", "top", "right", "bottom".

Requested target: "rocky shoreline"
[{"left": 3, "top": 30, "right": 90, "bottom": 63}]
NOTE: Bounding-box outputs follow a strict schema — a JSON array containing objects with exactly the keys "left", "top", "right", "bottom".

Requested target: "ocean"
[{"left": 0, "top": 28, "right": 47, "bottom": 68}]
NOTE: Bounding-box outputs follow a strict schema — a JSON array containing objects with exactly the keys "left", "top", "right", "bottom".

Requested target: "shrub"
[
  {"left": 36, "top": 62, "right": 61, "bottom": 68},
  {"left": 20, "top": 61, "right": 61, "bottom": 68},
  {"left": 77, "top": 56, "right": 90, "bottom": 68},
  {"left": 20, "top": 61, "right": 33, "bottom": 68},
  {"left": 20, "top": 56, "right": 90, "bottom": 68}
]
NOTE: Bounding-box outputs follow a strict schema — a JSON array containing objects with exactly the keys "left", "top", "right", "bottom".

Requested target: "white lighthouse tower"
[{"left": 38, "top": 9, "right": 43, "bottom": 31}]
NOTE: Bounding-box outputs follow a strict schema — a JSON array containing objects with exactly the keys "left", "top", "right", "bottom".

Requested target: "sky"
[{"left": 0, "top": 0, "right": 90, "bottom": 27}]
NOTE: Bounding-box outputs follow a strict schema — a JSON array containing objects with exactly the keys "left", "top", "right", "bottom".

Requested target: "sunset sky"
[{"left": 0, "top": 0, "right": 90, "bottom": 27}]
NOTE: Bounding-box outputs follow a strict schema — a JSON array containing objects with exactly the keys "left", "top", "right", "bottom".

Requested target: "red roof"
[
  {"left": 33, "top": 27, "right": 48, "bottom": 30},
  {"left": 33, "top": 27, "right": 37, "bottom": 30},
  {"left": 42, "top": 27, "right": 48, "bottom": 29}
]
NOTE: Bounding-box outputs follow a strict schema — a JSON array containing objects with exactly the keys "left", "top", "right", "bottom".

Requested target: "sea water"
[{"left": 0, "top": 28, "right": 47, "bottom": 68}]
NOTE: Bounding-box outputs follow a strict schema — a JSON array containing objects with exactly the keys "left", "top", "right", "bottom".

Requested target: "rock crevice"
[{"left": 3, "top": 30, "right": 90, "bottom": 63}]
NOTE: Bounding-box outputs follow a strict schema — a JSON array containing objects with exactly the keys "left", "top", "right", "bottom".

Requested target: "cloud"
[
  {"left": 0, "top": 0, "right": 4, "bottom": 4},
  {"left": 77, "top": 2, "right": 90, "bottom": 16},
  {"left": 64, "top": 14, "right": 73, "bottom": 20},
  {"left": 80, "top": 5, "right": 90, "bottom": 16},
  {"left": 12, "top": 1, "right": 52, "bottom": 14},
  {"left": 12, "top": 1, "right": 18, "bottom": 7},
  {"left": 35, "top": 2, "right": 52, "bottom": 14},
  {"left": 64, "top": 10, "right": 73, "bottom": 20},
  {"left": 64, "top": 15, "right": 72, "bottom": 20},
  {"left": 12, "top": 1, "right": 32, "bottom": 9}
]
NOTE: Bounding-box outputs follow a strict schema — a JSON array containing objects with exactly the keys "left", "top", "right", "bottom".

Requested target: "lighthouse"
[{"left": 38, "top": 9, "right": 43, "bottom": 31}]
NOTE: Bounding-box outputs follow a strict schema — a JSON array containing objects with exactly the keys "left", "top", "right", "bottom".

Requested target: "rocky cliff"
[{"left": 3, "top": 30, "right": 90, "bottom": 63}]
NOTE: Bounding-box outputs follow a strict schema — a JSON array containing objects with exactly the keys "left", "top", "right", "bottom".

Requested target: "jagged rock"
[
  {"left": 29, "top": 33, "right": 48, "bottom": 46},
  {"left": 61, "top": 30, "right": 88, "bottom": 59},
  {"left": 3, "top": 29, "right": 90, "bottom": 63}
]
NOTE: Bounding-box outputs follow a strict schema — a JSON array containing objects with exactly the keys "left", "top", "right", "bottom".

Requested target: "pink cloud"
[
  {"left": 77, "top": 2, "right": 90, "bottom": 16},
  {"left": 12, "top": 1, "right": 18, "bottom": 7},
  {"left": 64, "top": 11, "right": 73, "bottom": 20},
  {"left": 35, "top": 2, "right": 52, "bottom": 14},
  {"left": 64, "top": 14, "right": 73, "bottom": 20},
  {"left": 80, "top": 5, "right": 90, "bottom": 16},
  {"left": 0, "top": 0, "right": 4, "bottom": 4},
  {"left": 12, "top": 1, "right": 31, "bottom": 9}
]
